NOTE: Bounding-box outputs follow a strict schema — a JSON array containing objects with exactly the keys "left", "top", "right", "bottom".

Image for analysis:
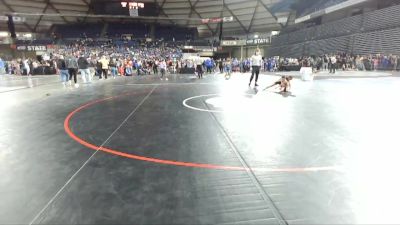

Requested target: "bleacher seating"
[
  {"left": 55, "top": 24, "right": 103, "bottom": 38},
  {"left": 268, "top": 3, "right": 400, "bottom": 57},
  {"left": 309, "top": 35, "right": 351, "bottom": 55},
  {"left": 314, "top": 15, "right": 362, "bottom": 39},
  {"left": 155, "top": 26, "right": 196, "bottom": 41},
  {"left": 107, "top": 23, "right": 149, "bottom": 39},
  {"left": 362, "top": 4, "right": 400, "bottom": 32},
  {"left": 353, "top": 27, "right": 400, "bottom": 55},
  {"left": 270, "top": 0, "right": 293, "bottom": 13},
  {"left": 298, "top": 0, "right": 348, "bottom": 17}
]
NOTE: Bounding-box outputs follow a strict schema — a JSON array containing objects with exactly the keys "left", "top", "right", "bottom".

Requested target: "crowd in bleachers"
[
  {"left": 275, "top": 53, "right": 400, "bottom": 73},
  {"left": 211, "top": 53, "right": 400, "bottom": 75},
  {"left": 1, "top": 39, "right": 183, "bottom": 79}
]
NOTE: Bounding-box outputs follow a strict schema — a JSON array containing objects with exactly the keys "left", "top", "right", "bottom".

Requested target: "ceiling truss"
[{"left": 0, "top": 0, "right": 285, "bottom": 36}]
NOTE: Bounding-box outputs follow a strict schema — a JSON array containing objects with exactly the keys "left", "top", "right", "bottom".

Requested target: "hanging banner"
[
  {"left": 223, "top": 16, "right": 233, "bottom": 22},
  {"left": 201, "top": 17, "right": 223, "bottom": 24},
  {"left": 221, "top": 40, "right": 246, "bottom": 46},
  {"left": 15, "top": 45, "right": 47, "bottom": 51},
  {"left": 221, "top": 39, "right": 269, "bottom": 46},
  {"left": 0, "top": 16, "right": 26, "bottom": 22},
  {"left": 246, "top": 38, "right": 270, "bottom": 45}
]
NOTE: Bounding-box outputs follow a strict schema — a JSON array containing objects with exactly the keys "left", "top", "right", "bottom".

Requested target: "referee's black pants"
[{"left": 250, "top": 66, "right": 261, "bottom": 84}]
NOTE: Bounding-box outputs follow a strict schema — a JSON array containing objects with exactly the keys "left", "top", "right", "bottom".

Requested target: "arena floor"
[{"left": 1, "top": 72, "right": 400, "bottom": 224}]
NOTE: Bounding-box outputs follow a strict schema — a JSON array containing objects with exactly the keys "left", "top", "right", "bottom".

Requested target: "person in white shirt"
[
  {"left": 330, "top": 56, "right": 337, "bottom": 74},
  {"left": 159, "top": 60, "right": 167, "bottom": 78},
  {"left": 249, "top": 49, "right": 263, "bottom": 87},
  {"left": 99, "top": 56, "right": 109, "bottom": 79},
  {"left": 23, "top": 59, "right": 30, "bottom": 76}
]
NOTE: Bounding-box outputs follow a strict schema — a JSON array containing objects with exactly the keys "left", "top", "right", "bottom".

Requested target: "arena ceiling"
[{"left": 0, "top": 0, "right": 291, "bottom": 37}]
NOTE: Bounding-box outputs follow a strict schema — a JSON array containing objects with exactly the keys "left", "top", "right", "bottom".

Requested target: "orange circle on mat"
[{"left": 64, "top": 92, "right": 341, "bottom": 173}]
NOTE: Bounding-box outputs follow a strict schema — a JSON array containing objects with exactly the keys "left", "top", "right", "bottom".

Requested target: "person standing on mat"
[
  {"left": 218, "top": 59, "right": 224, "bottom": 73},
  {"left": 196, "top": 58, "right": 204, "bottom": 79},
  {"left": 99, "top": 56, "right": 109, "bottom": 80},
  {"left": 330, "top": 55, "right": 337, "bottom": 74},
  {"left": 78, "top": 54, "right": 91, "bottom": 83},
  {"left": 109, "top": 57, "right": 118, "bottom": 79},
  {"left": 66, "top": 53, "right": 79, "bottom": 88},
  {"left": 249, "top": 48, "right": 263, "bottom": 87},
  {"left": 159, "top": 60, "right": 167, "bottom": 78},
  {"left": 224, "top": 58, "right": 232, "bottom": 79},
  {"left": 57, "top": 55, "right": 69, "bottom": 87}
]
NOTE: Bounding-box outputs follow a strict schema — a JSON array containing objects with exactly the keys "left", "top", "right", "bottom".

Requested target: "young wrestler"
[
  {"left": 280, "top": 76, "right": 293, "bottom": 92},
  {"left": 263, "top": 76, "right": 293, "bottom": 92}
]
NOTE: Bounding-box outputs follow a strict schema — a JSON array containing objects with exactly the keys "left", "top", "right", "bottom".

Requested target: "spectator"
[
  {"left": 330, "top": 55, "right": 337, "bottom": 74},
  {"left": 99, "top": 56, "right": 109, "bottom": 79},
  {"left": 66, "top": 53, "right": 79, "bottom": 87},
  {"left": 22, "top": 58, "right": 30, "bottom": 76},
  {"left": 323, "top": 55, "right": 328, "bottom": 71},
  {"left": 391, "top": 55, "right": 398, "bottom": 71},
  {"left": 57, "top": 56, "right": 69, "bottom": 87},
  {"left": 0, "top": 58, "right": 5, "bottom": 74},
  {"left": 78, "top": 54, "right": 91, "bottom": 83},
  {"left": 159, "top": 60, "right": 167, "bottom": 78},
  {"left": 109, "top": 58, "right": 118, "bottom": 79}
]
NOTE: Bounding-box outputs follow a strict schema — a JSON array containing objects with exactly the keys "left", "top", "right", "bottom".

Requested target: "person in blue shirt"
[
  {"left": 205, "top": 58, "right": 212, "bottom": 73},
  {"left": 271, "top": 58, "right": 277, "bottom": 72},
  {"left": 0, "top": 58, "right": 5, "bottom": 74},
  {"left": 267, "top": 58, "right": 272, "bottom": 72},
  {"left": 211, "top": 59, "right": 216, "bottom": 72},
  {"left": 245, "top": 59, "right": 251, "bottom": 72}
]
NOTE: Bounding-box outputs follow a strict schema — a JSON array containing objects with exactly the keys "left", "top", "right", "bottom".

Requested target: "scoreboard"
[
  {"left": 90, "top": 0, "right": 157, "bottom": 17},
  {"left": 121, "top": 2, "right": 144, "bottom": 17}
]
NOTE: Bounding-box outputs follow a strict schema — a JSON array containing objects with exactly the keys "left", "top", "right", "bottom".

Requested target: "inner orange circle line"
[{"left": 64, "top": 92, "right": 341, "bottom": 173}]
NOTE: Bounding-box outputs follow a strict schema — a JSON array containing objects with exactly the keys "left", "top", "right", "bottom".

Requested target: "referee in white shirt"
[{"left": 249, "top": 48, "right": 263, "bottom": 87}]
